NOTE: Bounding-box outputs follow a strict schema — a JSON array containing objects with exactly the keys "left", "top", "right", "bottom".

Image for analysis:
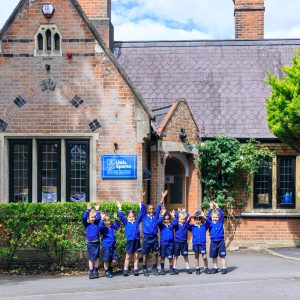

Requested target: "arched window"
[
  {"left": 54, "top": 33, "right": 60, "bottom": 51},
  {"left": 46, "top": 29, "right": 52, "bottom": 51},
  {"left": 37, "top": 33, "right": 43, "bottom": 51},
  {"left": 35, "top": 25, "right": 62, "bottom": 56}
]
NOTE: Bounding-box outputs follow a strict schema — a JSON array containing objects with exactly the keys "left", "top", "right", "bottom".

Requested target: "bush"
[{"left": 0, "top": 202, "right": 139, "bottom": 270}]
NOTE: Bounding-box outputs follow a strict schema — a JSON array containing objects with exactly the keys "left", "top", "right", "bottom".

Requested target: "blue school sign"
[{"left": 101, "top": 155, "right": 137, "bottom": 179}]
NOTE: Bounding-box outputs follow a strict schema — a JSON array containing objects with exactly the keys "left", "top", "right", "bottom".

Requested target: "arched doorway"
[{"left": 165, "top": 157, "right": 185, "bottom": 210}]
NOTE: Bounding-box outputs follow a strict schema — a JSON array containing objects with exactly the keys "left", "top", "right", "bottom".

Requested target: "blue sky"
[{"left": 1, "top": 0, "right": 300, "bottom": 40}]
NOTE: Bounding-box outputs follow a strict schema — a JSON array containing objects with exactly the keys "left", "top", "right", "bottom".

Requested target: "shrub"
[{"left": 0, "top": 202, "right": 139, "bottom": 270}]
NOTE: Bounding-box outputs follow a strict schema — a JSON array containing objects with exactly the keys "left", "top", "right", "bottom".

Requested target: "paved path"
[
  {"left": 270, "top": 247, "right": 300, "bottom": 259},
  {"left": 1, "top": 252, "right": 300, "bottom": 300}
]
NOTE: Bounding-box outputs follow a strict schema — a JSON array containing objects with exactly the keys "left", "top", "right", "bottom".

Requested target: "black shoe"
[
  {"left": 152, "top": 267, "right": 159, "bottom": 276},
  {"left": 109, "top": 267, "right": 114, "bottom": 276},
  {"left": 105, "top": 270, "right": 113, "bottom": 278},
  {"left": 186, "top": 269, "right": 192, "bottom": 274},
  {"left": 89, "top": 271, "right": 94, "bottom": 279},
  {"left": 204, "top": 268, "right": 209, "bottom": 274},
  {"left": 160, "top": 268, "right": 166, "bottom": 275},
  {"left": 143, "top": 268, "right": 149, "bottom": 277},
  {"left": 211, "top": 268, "right": 218, "bottom": 274},
  {"left": 221, "top": 268, "right": 227, "bottom": 274},
  {"left": 196, "top": 268, "right": 201, "bottom": 275},
  {"left": 171, "top": 268, "right": 179, "bottom": 275},
  {"left": 123, "top": 270, "right": 129, "bottom": 277},
  {"left": 134, "top": 269, "right": 139, "bottom": 276},
  {"left": 93, "top": 269, "right": 99, "bottom": 279}
]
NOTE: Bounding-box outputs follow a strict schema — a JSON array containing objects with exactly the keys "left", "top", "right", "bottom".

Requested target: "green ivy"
[
  {"left": 0, "top": 202, "right": 139, "bottom": 270},
  {"left": 195, "top": 136, "right": 274, "bottom": 211}
]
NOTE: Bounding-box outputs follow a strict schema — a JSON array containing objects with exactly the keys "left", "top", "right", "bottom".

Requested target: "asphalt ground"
[{"left": 1, "top": 251, "right": 300, "bottom": 300}]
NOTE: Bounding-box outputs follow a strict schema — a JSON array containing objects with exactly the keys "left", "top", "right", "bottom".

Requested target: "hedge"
[{"left": 0, "top": 202, "right": 139, "bottom": 270}]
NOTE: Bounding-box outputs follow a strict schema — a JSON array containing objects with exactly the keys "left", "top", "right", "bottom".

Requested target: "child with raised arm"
[
  {"left": 142, "top": 190, "right": 168, "bottom": 277},
  {"left": 98, "top": 212, "right": 120, "bottom": 278},
  {"left": 188, "top": 210, "right": 209, "bottom": 275},
  {"left": 117, "top": 193, "right": 146, "bottom": 276},
  {"left": 171, "top": 209, "right": 192, "bottom": 275},
  {"left": 207, "top": 202, "right": 227, "bottom": 274},
  {"left": 82, "top": 203, "right": 101, "bottom": 279},
  {"left": 158, "top": 206, "right": 174, "bottom": 275}
]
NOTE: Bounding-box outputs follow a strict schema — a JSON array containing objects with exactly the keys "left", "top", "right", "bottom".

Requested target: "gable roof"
[
  {"left": 155, "top": 99, "right": 199, "bottom": 134},
  {"left": 114, "top": 39, "right": 300, "bottom": 139},
  {"left": 0, "top": 0, "right": 153, "bottom": 119}
]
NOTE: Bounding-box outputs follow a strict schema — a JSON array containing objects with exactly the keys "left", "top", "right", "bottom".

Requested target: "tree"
[{"left": 266, "top": 51, "right": 300, "bottom": 151}]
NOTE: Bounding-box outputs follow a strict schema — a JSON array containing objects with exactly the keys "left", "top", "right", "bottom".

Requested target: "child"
[
  {"left": 188, "top": 211, "right": 209, "bottom": 275},
  {"left": 171, "top": 209, "right": 192, "bottom": 274},
  {"left": 98, "top": 213, "right": 120, "bottom": 278},
  {"left": 207, "top": 202, "right": 227, "bottom": 274},
  {"left": 117, "top": 193, "right": 146, "bottom": 276},
  {"left": 82, "top": 203, "right": 101, "bottom": 279},
  {"left": 142, "top": 190, "right": 168, "bottom": 276},
  {"left": 158, "top": 207, "right": 174, "bottom": 275}
]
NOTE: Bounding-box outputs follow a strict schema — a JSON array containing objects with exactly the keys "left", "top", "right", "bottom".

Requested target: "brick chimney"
[
  {"left": 233, "top": 0, "right": 265, "bottom": 39},
  {"left": 78, "top": 0, "right": 114, "bottom": 49}
]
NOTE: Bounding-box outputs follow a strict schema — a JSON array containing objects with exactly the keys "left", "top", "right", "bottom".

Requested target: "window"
[
  {"left": 277, "top": 156, "right": 296, "bottom": 209},
  {"left": 254, "top": 157, "right": 272, "bottom": 208},
  {"left": 9, "top": 140, "right": 32, "bottom": 203},
  {"left": 34, "top": 25, "right": 62, "bottom": 56},
  {"left": 66, "top": 141, "right": 89, "bottom": 202},
  {"left": 37, "top": 140, "right": 61, "bottom": 203}
]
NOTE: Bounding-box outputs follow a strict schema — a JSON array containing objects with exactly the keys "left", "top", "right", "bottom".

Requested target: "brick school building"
[{"left": 0, "top": 0, "right": 299, "bottom": 248}]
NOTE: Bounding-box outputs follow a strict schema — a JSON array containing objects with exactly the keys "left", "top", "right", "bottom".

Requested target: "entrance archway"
[{"left": 164, "top": 157, "right": 185, "bottom": 210}]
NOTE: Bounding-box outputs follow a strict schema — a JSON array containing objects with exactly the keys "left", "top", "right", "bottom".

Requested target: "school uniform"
[
  {"left": 82, "top": 209, "right": 101, "bottom": 261},
  {"left": 99, "top": 221, "right": 120, "bottom": 262},
  {"left": 142, "top": 203, "right": 162, "bottom": 255},
  {"left": 118, "top": 203, "right": 146, "bottom": 254},
  {"left": 188, "top": 222, "right": 209, "bottom": 255},
  {"left": 172, "top": 212, "right": 190, "bottom": 257},
  {"left": 207, "top": 208, "right": 226, "bottom": 258},
  {"left": 158, "top": 217, "right": 174, "bottom": 259}
]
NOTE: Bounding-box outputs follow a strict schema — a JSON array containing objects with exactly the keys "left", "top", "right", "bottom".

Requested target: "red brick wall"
[
  {"left": 186, "top": 155, "right": 200, "bottom": 213},
  {"left": 234, "top": 0, "right": 265, "bottom": 39},
  {"left": 0, "top": 0, "right": 147, "bottom": 203},
  {"left": 78, "top": 0, "right": 111, "bottom": 19},
  {"left": 230, "top": 218, "right": 300, "bottom": 247}
]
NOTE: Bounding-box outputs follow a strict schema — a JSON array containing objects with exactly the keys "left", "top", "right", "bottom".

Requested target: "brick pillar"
[
  {"left": 78, "top": 0, "right": 114, "bottom": 48},
  {"left": 233, "top": 0, "right": 265, "bottom": 39}
]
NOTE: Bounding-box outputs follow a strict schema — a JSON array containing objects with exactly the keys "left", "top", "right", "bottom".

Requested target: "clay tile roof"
[{"left": 114, "top": 39, "right": 300, "bottom": 139}]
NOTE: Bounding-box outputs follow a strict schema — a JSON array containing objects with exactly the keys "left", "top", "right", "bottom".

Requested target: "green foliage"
[
  {"left": 0, "top": 202, "right": 139, "bottom": 270},
  {"left": 195, "top": 136, "right": 274, "bottom": 211},
  {"left": 266, "top": 50, "right": 300, "bottom": 151}
]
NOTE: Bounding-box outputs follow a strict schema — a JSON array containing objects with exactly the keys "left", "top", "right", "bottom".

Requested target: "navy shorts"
[
  {"left": 87, "top": 241, "right": 100, "bottom": 261},
  {"left": 126, "top": 240, "right": 141, "bottom": 254},
  {"left": 143, "top": 235, "right": 159, "bottom": 255},
  {"left": 174, "top": 241, "right": 188, "bottom": 257},
  {"left": 209, "top": 240, "right": 226, "bottom": 258},
  {"left": 193, "top": 244, "right": 207, "bottom": 255},
  {"left": 102, "top": 246, "right": 117, "bottom": 263},
  {"left": 160, "top": 245, "right": 174, "bottom": 259}
]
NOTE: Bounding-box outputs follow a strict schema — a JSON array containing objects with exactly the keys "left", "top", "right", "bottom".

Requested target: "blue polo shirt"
[
  {"left": 207, "top": 208, "right": 225, "bottom": 241},
  {"left": 158, "top": 216, "right": 174, "bottom": 246},
  {"left": 99, "top": 221, "right": 120, "bottom": 247},
  {"left": 142, "top": 203, "right": 162, "bottom": 236},
  {"left": 82, "top": 210, "right": 101, "bottom": 242},
  {"left": 118, "top": 203, "right": 146, "bottom": 241}
]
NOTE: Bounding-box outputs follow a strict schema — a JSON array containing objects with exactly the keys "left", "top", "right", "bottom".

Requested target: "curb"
[{"left": 264, "top": 248, "right": 300, "bottom": 261}]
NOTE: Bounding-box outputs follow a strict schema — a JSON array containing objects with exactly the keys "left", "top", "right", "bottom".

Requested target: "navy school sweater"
[
  {"left": 82, "top": 210, "right": 101, "bottom": 242},
  {"left": 171, "top": 211, "right": 190, "bottom": 242},
  {"left": 118, "top": 203, "right": 146, "bottom": 241},
  {"left": 207, "top": 208, "right": 225, "bottom": 241},
  {"left": 142, "top": 203, "right": 162, "bottom": 236},
  {"left": 158, "top": 216, "right": 174, "bottom": 246},
  {"left": 99, "top": 221, "right": 120, "bottom": 247},
  {"left": 187, "top": 222, "right": 209, "bottom": 245}
]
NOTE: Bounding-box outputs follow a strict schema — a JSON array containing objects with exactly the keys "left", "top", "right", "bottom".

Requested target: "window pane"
[
  {"left": 46, "top": 29, "right": 51, "bottom": 51},
  {"left": 170, "top": 176, "right": 183, "bottom": 204},
  {"left": 38, "top": 141, "right": 60, "bottom": 202},
  {"left": 37, "top": 33, "right": 43, "bottom": 51},
  {"left": 66, "top": 141, "right": 89, "bottom": 202},
  {"left": 54, "top": 33, "right": 60, "bottom": 51},
  {"left": 254, "top": 157, "right": 272, "bottom": 208},
  {"left": 277, "top": 156, "right": 296, "bottom": 208},
  {"left": 9, "top": 141, "right": 32, "bottom": 203}
]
